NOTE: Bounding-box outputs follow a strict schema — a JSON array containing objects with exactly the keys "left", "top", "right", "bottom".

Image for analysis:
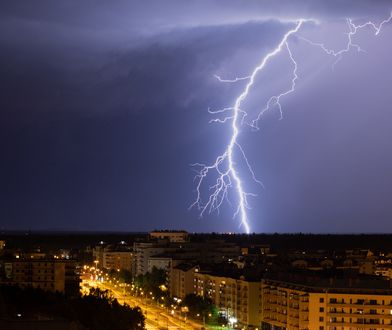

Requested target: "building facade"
[
  {"left": 102, "top": 251, "right": 132, "bottom": 271},
  {"left": 93, "top": 243, "right": 133, "bottom": 272},
  {"left": 170, "top": 263, "right": 196, "bottom": 299},
  {"left": 132, "top": 242, "right": 175, "bottom": 276},
  {"left": 261, "top": 279, "right": 392, "bottom": 330},
  {"left": 194, "top": 270, "right": 262, "bottom": 328},
  {"left": 194, "top": 270, "right": 392, "bottom": 330},
  {"left": 0, "top": 258, "right": 79, "bottom": 296},
  {"left": 149, "top": 231, "right": 189, "bottom": 242}
]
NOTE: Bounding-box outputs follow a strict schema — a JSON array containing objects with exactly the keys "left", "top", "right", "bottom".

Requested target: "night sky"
[{"left": 1, "top": 1, "right": 392, "bottom": 233}]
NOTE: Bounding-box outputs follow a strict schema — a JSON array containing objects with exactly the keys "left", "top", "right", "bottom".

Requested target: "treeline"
[
  {"left": 0, "top": 286, "right": 144, "bottom": 330},
  {"left": 190, "top": 233, "right": 392, "bottom": 252},
  {"left": 0, "top": 232, "right": 146, "bottom": 250},
  {"left": 2, "top": 232, "right": 392, "bottom": 253}
]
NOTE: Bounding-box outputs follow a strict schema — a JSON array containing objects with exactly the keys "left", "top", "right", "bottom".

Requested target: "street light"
[
  {"left": 181, "top": 306, "right": 189, "bottom": 327},
  {"left": 228, "top": 316, "right": 237, "bottom": 328}
]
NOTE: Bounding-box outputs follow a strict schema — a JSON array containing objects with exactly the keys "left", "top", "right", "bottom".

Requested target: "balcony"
[
  {"left": 326, "top": 321, "right": 392, "bottom": 329},
  {"left": 328, "top": 301, "right": 392, "bottom": 308}
]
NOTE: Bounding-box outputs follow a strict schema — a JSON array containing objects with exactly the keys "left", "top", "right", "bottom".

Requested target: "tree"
[
  {"left": 0, "top": 285, "right": 145, "bottom": 330},
  {"left": 133, "top": 266, "right": 166, "bottom": 298},
  {"left": 182, "top": 294, "right": 215, "bottom": 317},
  {"left": 119, "top": 269, "right": 133, "bottom": 284}
]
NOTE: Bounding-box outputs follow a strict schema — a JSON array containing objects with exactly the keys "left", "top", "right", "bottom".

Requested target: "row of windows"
[{"left": 320, "top": 297, "right": 392, "bottom": 305}]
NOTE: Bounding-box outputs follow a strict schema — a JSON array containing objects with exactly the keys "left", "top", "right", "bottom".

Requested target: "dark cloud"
[
  {"left": 0, "top": 20, "right": 293, "bottom": 124},
  {"left": 1, "top": 1, "right": 391, "bottom": 33},
  {"left": 0, "top": 1, "right": 392, "bottom": 232}
]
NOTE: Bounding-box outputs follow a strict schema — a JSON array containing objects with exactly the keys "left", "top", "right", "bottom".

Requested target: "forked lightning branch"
[{"left": 191, "top": 13, "right": 392, "bottom": 234}]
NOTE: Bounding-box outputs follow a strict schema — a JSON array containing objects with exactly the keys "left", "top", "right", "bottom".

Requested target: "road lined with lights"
[
  {"left": 80, "top": 268, "right": 206, "bottom": 330},
  {"left": 99, "top": 282, "right": 184, "bottom": 329},
  {"left": 80, "top": 265, "right": 231, "bottom": 329}
]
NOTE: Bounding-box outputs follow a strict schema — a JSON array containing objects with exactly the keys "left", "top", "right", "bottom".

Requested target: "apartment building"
[
  {"left": 93, "top": 242, "right": 133, "bottom": 271},
  {"left": 149, "top": 230, "right": 189, "bottom": 242},
  {"left": 133, "top": 238, "right": 240, "bottom": 276},
  {"left": 148, "top": 255, "right": 174, "bottom": 273},
  {"left": 0, "top": 258, "right": 79, "bottom": 296},
  {"left": 102, "top": 250, "right": 132, "bottom": 271},
  {"left": 194, "top": 269, "right": 262, "bottom": 328},
  {"left": 376, "top": 266, "right": 392, "bottom": 279},
  {"left": 261, "top": 278, "right": 392, "bottom": 330},
  {"left": 170, "top": 263, "right": 196, "bottom": 299},
  {"left": 132, "top": 241, "right": 176, "bottom": 276}
]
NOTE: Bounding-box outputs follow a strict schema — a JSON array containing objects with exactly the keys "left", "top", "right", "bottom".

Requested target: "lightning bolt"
[
  {"left": 191, "top": 19, "right": 306, "bottom": 234},
  {"left": 300, "top": 12, "right": 392, "bottom": 67},
  {"left": 192, "top": 12, "right": 392, "bottom": 233}
]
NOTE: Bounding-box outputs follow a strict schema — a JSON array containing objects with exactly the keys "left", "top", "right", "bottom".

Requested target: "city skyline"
[{"left": 1, "top": 1, "right": 392, "bottom": 233}]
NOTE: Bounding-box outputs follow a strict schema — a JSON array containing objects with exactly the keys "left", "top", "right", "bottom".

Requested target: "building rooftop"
[
  {"left": 263, "top": 271, "right": 392, "bottom": 295},
  {"left": 196, "top": 263, "right": 264, "bottom": 282},
  {"left": 173, "top": 262, "right": 197, "bottom": 272}
]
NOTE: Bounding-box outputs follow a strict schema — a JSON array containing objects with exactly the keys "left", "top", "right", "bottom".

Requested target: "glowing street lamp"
[{"left": 228, "top": 316, "right": 237, "bottom": 327}]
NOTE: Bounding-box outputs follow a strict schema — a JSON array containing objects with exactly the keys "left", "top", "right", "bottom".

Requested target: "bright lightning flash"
[{"left": 191, "top": 12, "right": 392, "bottom": 234}]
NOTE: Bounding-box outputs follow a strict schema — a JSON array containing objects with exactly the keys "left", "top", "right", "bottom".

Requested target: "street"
[{"left": 80, "top": 277, "right": 208, "bottom": 330}]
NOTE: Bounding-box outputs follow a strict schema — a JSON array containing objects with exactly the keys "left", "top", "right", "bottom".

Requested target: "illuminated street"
[{"left": 80, "top": 272, "right": 209, "bottom": 330}]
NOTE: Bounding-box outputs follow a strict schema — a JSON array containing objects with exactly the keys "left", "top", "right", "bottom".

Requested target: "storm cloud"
[{"left": 0, "top": 1, "right": 392, "bottom": 232}]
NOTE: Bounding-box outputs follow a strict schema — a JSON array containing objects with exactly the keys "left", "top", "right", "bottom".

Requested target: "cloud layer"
[{"left": 0, "top": 1, "right": 392, "bottom": 232}]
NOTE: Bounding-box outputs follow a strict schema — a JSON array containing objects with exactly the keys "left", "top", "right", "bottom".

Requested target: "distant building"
[
  {"left": 102, "top": 251, "right": 132, "bottom": 271},
  {"left": 133, "top": 238, "right": 241, "bottom": 277},
  {"left": 132, "top": 242, "right": 176, "bottom": 276},
  {"left": 375, "top": 265, "right": 392, "bottom": 279},
  {"left": 149, "top": 231, "right": 189, "bottom": 243},
  {"left": 92, "top": 243, "right": 105, "bottom": 267},
  {"left": 241, "top": 244, "right": 270, "bottom": 256},
  {"left": 0, "top": 258, "right": 80, "bottom": 296},
  {"left": 359, "top": 260, "right": 376, "bottom": 275},
  {"left": 92, "top": 242, "right": 133, "bottom": 272},
  {"left": 148, "top": 255, "right": 173, "bottom": 273}
]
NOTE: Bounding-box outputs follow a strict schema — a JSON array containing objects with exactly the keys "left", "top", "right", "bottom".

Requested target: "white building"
[
  {"left": 133, "top": 242, "right": 176, "bottom": 276},
  {"left": 149, "top": 231, "right": 188, "bottom": 243}
]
